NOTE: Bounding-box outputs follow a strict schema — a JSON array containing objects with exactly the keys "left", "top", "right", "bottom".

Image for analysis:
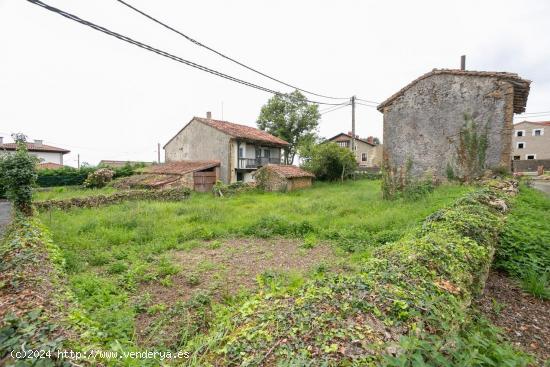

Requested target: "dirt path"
[
  {"left": 477, "top": 271, "right": 549, "bottom": 366},
  {"left": 0, "top": 200, "right": 12, "bottom": 238}
]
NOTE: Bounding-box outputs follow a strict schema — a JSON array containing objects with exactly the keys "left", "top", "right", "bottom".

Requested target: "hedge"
[
  {"left": 34, "top": 187, "right": 191, "bottom": 211},
  {"left": 195, "top": 181, "right": 519, "bottom": 366},
  {"left": 36, "top": 165, "right": 138, "bottom": 188}
]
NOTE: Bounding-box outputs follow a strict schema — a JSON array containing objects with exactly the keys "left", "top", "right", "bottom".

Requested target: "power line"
[
  {"left": 356, "top": 97, "right": 380, "bottom": 105},
  {"left": 320, "top": 103, "right": 349, "bottom": 115},
  {"left": 26, "top": 0, "right": 345, "bottom": 106},
  {"left": 517, "top": 110, "right": 550, "bottom": 115},
  {"left": 114, "top": 0, "right": 349, "bottom": 101},
  {"left": 355, "top": 101, "right": 377, "bottom": 108}
]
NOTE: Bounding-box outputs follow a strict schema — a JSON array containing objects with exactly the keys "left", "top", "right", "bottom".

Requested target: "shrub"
[
  {"left": 36, "top": 166, "right": 95, "bottom": 187},
  {"left": 302, "top": 142, "right": 356, "bottom": 181},
  {"left": 0, "top": 136, "right": 38, "bottom": 215},
  {"left": 83, "top": 168, "right": 115, "bottom": 188}
]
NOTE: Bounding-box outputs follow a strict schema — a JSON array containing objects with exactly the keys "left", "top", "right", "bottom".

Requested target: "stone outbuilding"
[
  {"left": 377, "top": 69, "right": 531, "bottom": 178},
  {"left": 253, "top": 165, "right": 315, "bottom": 192}
]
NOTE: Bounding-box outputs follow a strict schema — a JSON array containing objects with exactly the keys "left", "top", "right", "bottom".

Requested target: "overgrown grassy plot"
[
  {"left": 494, "top": 184, "right": 550, "bottom": 299},
  {"left": 39, "top": 180, "right": 470, "bottom": 356}
]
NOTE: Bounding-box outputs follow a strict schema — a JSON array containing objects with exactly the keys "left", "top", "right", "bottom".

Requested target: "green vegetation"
[
  {"left": 0, "top": 135, "right": 38, "bottom": 215},
  {"left": 34, "top": 186, "right": 118, "bottom": 201},
  {"left": 257, "top": 90, "right": 320, "bottom": 164},
  {"left": 200, "top": 188, "right": 530, "bottom": 366},
  {"left": 381, "top": 157, "right": 434, "bottom": 200},
  {"left": 36, "top": 163, "right": 142, "bottom": 188},
  {"left": 495, "top": 184, "right": 550, "bottom": 299},
  {"left": 301, "top": 142, "right": 356, "bottom": 181},
  {"left": 36, "top": 180, "right": 470, "bottom": 360}
]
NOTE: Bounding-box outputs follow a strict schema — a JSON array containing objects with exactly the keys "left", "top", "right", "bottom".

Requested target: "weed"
[
  {"left": 301, "top": 233, "right": 318, "bottom": 249},
  {"left": 186, "top": 273, "right": 201, "bottom": 287},
  {"left": 520, "top": 270, "right": 549, "bottom": 300}
]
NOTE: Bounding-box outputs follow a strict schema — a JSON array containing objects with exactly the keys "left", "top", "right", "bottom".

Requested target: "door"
[{"left": 193, "top": 171, "right": 217, "bottom": 192}]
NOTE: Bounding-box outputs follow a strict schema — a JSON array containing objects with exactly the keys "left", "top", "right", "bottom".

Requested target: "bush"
[
  {"left": 83, "top": 168, "right": 114, "bottom": 188},
  {"left": 36, "top": 164, "right": 137, "bottom": 188},
  {"left": 302, "top": 142, "right": 356, "bottom": 181},
  {"left": 0, "top": 138, "right": 38, "bottom": 215}
]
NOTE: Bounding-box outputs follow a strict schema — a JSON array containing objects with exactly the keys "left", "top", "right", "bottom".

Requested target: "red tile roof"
[
  {"left": 144, "top": 160, "right": 220, "bottom": 175},
  {"left": 515, "top": 120, "right": 550, "bottom": 126},
  {"left": 37, "top": 162, "right": 64, "bottom": 170},
  {"left": 377, "top": 69, "right": 531, "bottom": 114},
  {"left": 195, "top": 117, "right": 289, "bottom": 146},
  {"left": 326, "top": 133, "right": 375, "bottom": 146},
  {"left": 260, "top": 164, "right": 315, "bottom": 178},
  {"left": 0, "top": 142, "right": 70, "bottom": 154}
]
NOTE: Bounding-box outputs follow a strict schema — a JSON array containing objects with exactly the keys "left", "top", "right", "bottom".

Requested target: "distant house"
[
  {"left": 164, "top": 113, "right": 289, "bottom": 184},
  {"left": 37, "top": 162, "right": 64, "bottom": 170},
  {"left": 0, "top": 138, "right": 70, "bottom": 166},
  {"left": 326, "top": 132, "right": 382, "bottom": 168},
  {"left": 99, "top": 160, "right": 153, "bottom": 168},
  {"left": 377, "top": 69, "right": 530, "bottom": 178},
  {"left": 512, "top": 121, "right": 550, "bottom": 160},
  {"left": 253, "top": 164, "right": 314, "bottom": 192}
]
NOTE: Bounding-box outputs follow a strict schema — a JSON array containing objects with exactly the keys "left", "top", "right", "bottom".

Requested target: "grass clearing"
[
  {"left": 39, "top": 180, "right": 471, "bottom": 358},
  {"left": 33, "top": 185, "right": 118, "bottom": 201}
]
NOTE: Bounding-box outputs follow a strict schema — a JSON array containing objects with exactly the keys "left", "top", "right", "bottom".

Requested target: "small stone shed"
[
  {"left": 145, "top": 161, "right": 221, "bottom": 192},
  {"left": 253, "top": 165, "right": 315, "bottom": 192},
  {"left": 377, "top": 69, "right": 531, "bottom": 178}
]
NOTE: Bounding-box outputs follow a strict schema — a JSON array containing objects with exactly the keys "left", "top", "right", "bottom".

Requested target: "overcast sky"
[{"left": 1, "top": 0, "right": 549, "bottom": 167}]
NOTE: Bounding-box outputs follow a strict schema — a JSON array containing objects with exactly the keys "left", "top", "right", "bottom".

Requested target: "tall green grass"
[{"left": 33, "top": 186, "right": 118, "bottom": 201}]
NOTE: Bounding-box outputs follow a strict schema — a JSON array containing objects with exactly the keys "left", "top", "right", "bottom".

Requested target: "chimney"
[
  {"left": 34, "top": 139, "right": 43, "bottom": 145},
  {"left": 366, "top": 136, "right": 374, "bottom": 144},
  {"left": 460, "top": 55, "right": 466, "bottom": 70},
  {"left": 206, "top": 111, "right": 212, "bottom": 119}
]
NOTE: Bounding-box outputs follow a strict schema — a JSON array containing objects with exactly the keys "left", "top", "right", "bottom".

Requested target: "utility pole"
[
  {"left": 461, "top": 55, "right": 466, "bottom": 70},
  {"left": 157, "top": 143, "right": 161, "bottom": 164},
  {"left": 351, "top": 95, "right": 356, "bottom": 153},
  {"left": 77, "top": 154, "right": 80, "bottom": 169}
]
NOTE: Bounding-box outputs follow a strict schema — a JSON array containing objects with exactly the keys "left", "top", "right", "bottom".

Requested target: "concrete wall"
[
  {"left": 382, "top": 74, "right": 514, "bottom": 178},
  {"left": 164, "top": 119, "right": 232, "bottom": 183},
  {"left": 512, "top": 122, "right": 550, "bottom": 160}
]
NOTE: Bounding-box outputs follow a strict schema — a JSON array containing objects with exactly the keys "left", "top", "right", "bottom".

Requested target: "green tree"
[
  {"left": 0, "top": 134, "right": 38, "bottom": 215},
  {"left": 257, "top": 90, "right": 320, "bottom": 164},
  {"left": 303, "top": 142, "right": 356, "bottom": 181}
]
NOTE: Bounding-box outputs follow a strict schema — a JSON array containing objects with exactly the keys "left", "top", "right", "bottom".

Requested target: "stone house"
[
  {"left": 512, "top": 121, "right": 550, "bottom": 161},
  {"left": 253, "top": 164, "right": 314, "bottom": 192},
  {"left": 377, "top": 69, "right": 530, "bottom": 178},
  {"left": 164, "top": 113, "right": 289, "bottom": 184},
  {"left": 326, "top": 132, "right": 382, "bottom": 168},
  {"left": 0, "top": 138, "right": 69, "bottom": 166}
]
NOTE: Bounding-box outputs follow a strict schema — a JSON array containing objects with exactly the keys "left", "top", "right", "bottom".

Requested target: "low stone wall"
[
  {"left": 512, "top": 159, "right": 550, "bottom": 173},
  {"left": 288, "top": 177, "right": 312, "bottom": 190},
  {"left": 34, "top": 187, "right": 190, "bottom": 211}
]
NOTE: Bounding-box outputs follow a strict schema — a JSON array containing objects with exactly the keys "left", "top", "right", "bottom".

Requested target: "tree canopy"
[
  {"left": 257, "top": 90, "right": 320, "bottom": 164},
  {"left": 302, "top": 142, "right": 356, "bottom": 181}
]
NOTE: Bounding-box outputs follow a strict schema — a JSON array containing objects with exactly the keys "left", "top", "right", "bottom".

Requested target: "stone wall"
[
  {"left": 383, "top": 74, "right": 513, "bottom": 178},
  {"left": 288, "top": 177, "right": 312, "bottom": 190},
  {"left": 164, "top": 119, "right": 231, "bottom": 183},
  {"left": 512, "top": 159, "right": 550, "bottom": 173}
]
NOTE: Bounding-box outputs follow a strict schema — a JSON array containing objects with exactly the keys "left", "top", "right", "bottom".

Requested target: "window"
[
  {"left": 337, "top": 141, "right": 349, "bottom": 148},
  {"left": 515, "top": 130, "right": 524, "bottom": 137},
  {"left": 361, "top": 153, "right": 367, "bottom": 162},
  {"left": 236, "top": 172, "right": 244, "bottom": 181},
  {"left": 533, "top": 129, "right": 543, "bottom": 136},
  {"left": 238, "top": 147, "right": 244, "bottom": 158},
  {"left": 526, "top": 154, "right": 536, "bottom": 160},
  {"left": 517, "top": 142, "right": 525, "bottom": 149},
  {"left": 513, "top": 155, "right": 520, "bottom": 160}
]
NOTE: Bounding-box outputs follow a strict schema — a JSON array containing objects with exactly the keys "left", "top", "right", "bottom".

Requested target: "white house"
[{"left": 0, "top": 137, "right": 70, "bottom": 165}]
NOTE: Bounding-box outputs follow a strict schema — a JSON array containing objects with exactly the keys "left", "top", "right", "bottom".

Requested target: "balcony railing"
[{"left": 238, "top": 157, "right": 281, "bottom": 169}]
